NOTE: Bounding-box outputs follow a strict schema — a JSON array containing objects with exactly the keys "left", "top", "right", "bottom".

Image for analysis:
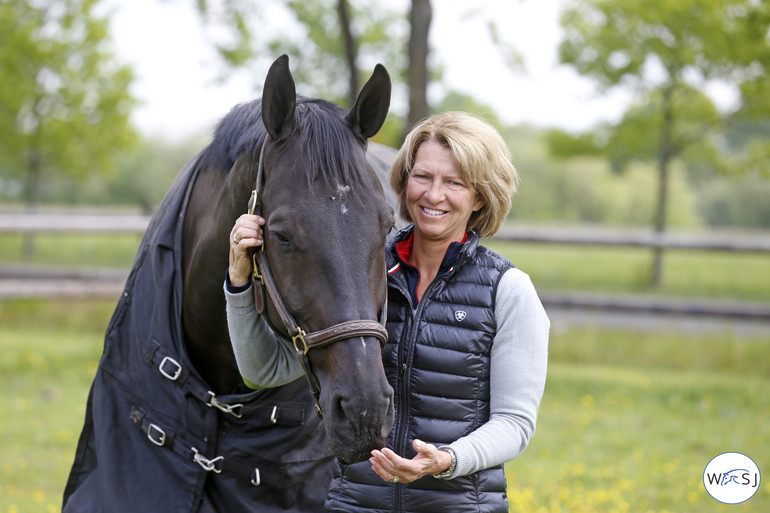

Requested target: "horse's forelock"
[{"left": 292, "top": 99, "right": 369, "bottom": 201}]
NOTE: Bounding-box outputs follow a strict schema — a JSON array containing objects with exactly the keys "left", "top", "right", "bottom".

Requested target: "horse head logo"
[
  {"left": 722, "top": 469, "right": 750, "bottom": 486},
  {"left": 454, "top": 310, "right": 467, "bottom": 322}
]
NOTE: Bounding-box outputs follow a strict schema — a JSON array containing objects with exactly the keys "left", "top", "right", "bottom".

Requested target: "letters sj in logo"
[{"left": 703, "top": 452, "right": 761, "bottom": 504}]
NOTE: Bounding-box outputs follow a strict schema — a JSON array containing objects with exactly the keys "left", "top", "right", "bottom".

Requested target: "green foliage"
[
  {"left": 555, "top": 0, "right": 770, "bottom": 284},
  {"left": 0, "top": 0, "right": 137, "bottom": 205},
  {"left": 606, "top": 85, "right": 721, "bottom": 173},
  {"left": 434, "top": 90, "right": 506, "bottom": 131},
  {"left": 193, "top": 0, "right": 407, "bottom": 106},
  {"left": 545, "top": 129, "right": 602, "bottom": 159},
  {"left": 1, "top": 133, "right": 205, "bottom": 210},
  {"left": 370, "top": 114, "right": 404, "bottom": 149},
  {"left": 103, "top": 135, "right": 206, "bottom": 213},
  {"left": 697, "top": 175, "right": 770, "bottom": 228},
  {"left": 559, "top": 0, "right": 767, "bottom": 89},
  {"left": 510, "top": 140, "right": 702, "bottom": 229},
  {"left": 555, "top": 0, "right": 770, "bottom": 171}
]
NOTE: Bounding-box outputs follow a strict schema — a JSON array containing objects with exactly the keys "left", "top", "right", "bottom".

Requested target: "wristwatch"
[{"left": 432, "top": 447, "right": 457, "bottom": 479}]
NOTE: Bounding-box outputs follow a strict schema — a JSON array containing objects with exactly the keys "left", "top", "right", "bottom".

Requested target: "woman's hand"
[
  {"left": 369, "top": 439, "right": 452, "bottom": 484},
  {"left": 228, "top": 214, "right": 266, "bottom": 287}
]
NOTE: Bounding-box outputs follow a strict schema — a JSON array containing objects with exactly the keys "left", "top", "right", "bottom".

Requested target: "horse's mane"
[{"left": 202, "top": 96, "right": 369, "bottom": 198}]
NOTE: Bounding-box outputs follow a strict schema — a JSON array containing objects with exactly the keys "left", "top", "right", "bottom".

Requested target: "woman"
[{"left": 226, "top": 112, "right": 549, "bottom": 512}]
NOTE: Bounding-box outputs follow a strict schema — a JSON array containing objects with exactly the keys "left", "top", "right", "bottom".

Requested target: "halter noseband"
[{"left": 247, "top": 137, "right": 388, "bottom": 417}]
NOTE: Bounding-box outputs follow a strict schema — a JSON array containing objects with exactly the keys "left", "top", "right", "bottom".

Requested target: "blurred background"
[{"left": 1, "top": 0, "right": 768, "bottom": 511}]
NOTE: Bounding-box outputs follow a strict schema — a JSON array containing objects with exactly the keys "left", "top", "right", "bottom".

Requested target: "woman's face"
[{"left": 405, "top": 138, "right": 484, "bottom": 245}]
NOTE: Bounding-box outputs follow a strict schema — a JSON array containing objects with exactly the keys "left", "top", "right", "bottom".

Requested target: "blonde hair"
[{"left": 390, "top": 112, "right": 519, "bottom": 238}]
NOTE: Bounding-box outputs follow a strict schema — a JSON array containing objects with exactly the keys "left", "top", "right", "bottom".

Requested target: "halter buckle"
[
  {"left": 252, "top": 254, "right": 264, "bottom": 284},
  {"left": 292, "top": 327, "right": 309, "bottom": 355}
]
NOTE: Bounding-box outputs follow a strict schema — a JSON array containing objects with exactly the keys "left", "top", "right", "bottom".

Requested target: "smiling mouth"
[{"left": 421, "top": 206, "right": 446, "bottom": 217}]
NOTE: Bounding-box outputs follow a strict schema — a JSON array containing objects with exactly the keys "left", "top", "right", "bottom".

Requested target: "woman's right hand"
[{"left": 228, "top": 214, "right": 266, "bottom": 287}]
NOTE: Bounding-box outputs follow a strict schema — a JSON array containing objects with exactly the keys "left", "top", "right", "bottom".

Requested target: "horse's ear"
[
  {"left": 346, "top": 64, "right": 391, "bottom": 140},
  {"left": 262, "top": 54, "right": 297, "bottom": 141}
]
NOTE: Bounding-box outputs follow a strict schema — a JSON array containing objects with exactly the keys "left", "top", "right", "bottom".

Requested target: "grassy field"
[{"left": 1, "top": 297, "right": 767, "bottom": 512}]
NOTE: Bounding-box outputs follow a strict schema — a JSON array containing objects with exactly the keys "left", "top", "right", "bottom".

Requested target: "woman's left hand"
[{"left": 369, "top": 439, "right": 450, "bottom": 484}]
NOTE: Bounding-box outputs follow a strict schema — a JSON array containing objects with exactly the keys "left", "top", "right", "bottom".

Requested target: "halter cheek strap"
[{"left": 247, "top": 137, "right": 388, "bottom": 417}]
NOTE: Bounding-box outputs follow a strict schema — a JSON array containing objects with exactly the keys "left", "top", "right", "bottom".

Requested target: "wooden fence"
[
  {"left": 3, "top": 213, "right": 770, "bottom": 252},
  {"left": 1, "top": 213, "right": 769, "bottom": 322}
]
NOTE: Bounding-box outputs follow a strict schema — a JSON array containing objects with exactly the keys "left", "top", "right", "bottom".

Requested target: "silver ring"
[
  {"left": 391, "top": 475, "right": 399, "bottom": 483},
  {"left": 233, "top": 234, "right": 240, "bottom": 244}
]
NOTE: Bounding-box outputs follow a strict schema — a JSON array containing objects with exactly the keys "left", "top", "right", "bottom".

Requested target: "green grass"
[
  {"left": 0, "top": 233, "right": 141, "bottom": 269},
  {"left": 1, "top": 298, "right": 768, "bottom": 512},
  {"left": 506, "top": 326, "right": 770, "bottom": 513},
  {"left": 486, "top": 241, "right": 770, "bottom": 301},
  {"left": 507, "top": 363, "right": 769, "bottom": 513},
  {"left": 1, "top": 299, "right": 112, "bottom": 512}
]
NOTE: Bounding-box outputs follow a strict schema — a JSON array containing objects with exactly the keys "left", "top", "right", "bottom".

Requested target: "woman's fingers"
[
  {"left": 232, "top": 214, "right": 265, "bottom": 246},
  {"left": 228, "top": 215, "right": 266, "bottom": 286}
]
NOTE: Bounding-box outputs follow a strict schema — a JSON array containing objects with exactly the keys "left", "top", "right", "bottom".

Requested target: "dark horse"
[{"left": 64, "top": 55, "right": 398, "bottom": 512}]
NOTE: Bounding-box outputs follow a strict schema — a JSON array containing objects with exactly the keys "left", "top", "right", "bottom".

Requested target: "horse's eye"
[{"left": 272, "top": 231, "right": 293, "bottom": 249}]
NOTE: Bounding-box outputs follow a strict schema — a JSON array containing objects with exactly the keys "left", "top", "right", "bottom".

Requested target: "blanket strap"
[
  {"left": 129, "top": 406, "right": 285, "bottom": 488},
  {"left": 144, "top": 340, "right": 305, "bottom": 426}
]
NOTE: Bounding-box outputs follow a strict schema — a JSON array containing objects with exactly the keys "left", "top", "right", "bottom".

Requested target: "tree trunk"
[
  {"left": 336, "top": 0, "right": 359, "bottom": 106},
  {"left": 405, "top": 0, "right": 432, "bottom": 138},
  {"left": 651, "top": 84, "right": 675, "bottom": 287}
]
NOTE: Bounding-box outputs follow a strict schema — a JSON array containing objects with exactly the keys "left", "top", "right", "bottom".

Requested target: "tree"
[
  {"left": 404, "top": 0, "right": 431, "bottom": 135},
  {"left": 549, "top": 0, "right": 770, "bottom": 285},
  {"left": 193, "top": 0, "right": 405, "bottom": 110},
  {"left": 0, "top": 0, "right": 136, "bottom": 209}
]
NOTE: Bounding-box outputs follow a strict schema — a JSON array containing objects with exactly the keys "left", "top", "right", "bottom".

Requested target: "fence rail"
[
  {"left": 1, "top": 214, "right": 769, "bottom": 322},
  {"left": 493, "top": 226, "right": 770, "bottom": 253},
  {"left": 3, "top": 213, "right": 770, "bottom": 252}
]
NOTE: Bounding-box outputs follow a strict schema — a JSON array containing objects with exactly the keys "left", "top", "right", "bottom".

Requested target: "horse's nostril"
[{"left": 334, "top": 395, "right": 348, "bottom": 420}]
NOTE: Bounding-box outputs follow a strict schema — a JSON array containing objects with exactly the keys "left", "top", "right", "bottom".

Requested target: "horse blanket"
[{"left": 62, "top": 151, "right": 334, "bottom": 512}]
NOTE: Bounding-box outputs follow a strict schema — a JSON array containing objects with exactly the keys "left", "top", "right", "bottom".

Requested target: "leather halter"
[{"left": 247, "top": 137, "right": 388, "bottom": 417}]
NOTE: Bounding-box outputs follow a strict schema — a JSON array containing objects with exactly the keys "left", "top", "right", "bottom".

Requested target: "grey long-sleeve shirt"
[{"left": 224, "top": 267, "right": 549, "bottom": 478}]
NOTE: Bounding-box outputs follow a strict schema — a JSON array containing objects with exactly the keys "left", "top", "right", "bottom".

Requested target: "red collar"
[{"left": 390, "top": 232, "right": 468, "bottom": 274}]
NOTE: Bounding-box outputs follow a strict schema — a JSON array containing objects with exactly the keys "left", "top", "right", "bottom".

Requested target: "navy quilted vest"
[{"left": 325, "top": 227, "right": 513, "bottom": 513}]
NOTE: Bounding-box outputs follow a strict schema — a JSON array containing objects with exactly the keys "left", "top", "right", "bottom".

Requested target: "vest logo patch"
[{"left": 454, "top": 310, "right": 467, "bottom": 322}]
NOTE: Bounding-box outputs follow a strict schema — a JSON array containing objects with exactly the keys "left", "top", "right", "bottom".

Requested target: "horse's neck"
[{"left": 181, "top": 165, "right": 251, "bottom": 393}]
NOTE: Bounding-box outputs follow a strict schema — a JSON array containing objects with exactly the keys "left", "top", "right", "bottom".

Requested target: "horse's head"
[{"left": 254, "top": 55, "right": 395, "bottom": 464}]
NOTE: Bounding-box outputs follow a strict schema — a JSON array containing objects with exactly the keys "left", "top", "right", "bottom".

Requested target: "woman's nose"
[{"left": 424, "top": 179, "right": 444, "bottom": 202}]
